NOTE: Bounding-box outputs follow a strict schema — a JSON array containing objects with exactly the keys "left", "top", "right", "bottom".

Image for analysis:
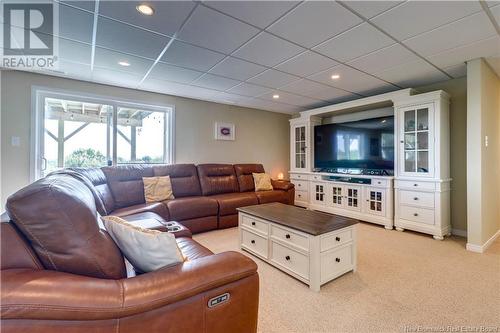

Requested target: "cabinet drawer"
[
  {"left": 271, "top": 241, "right": 309, "bottom": 280},
  {"left": 241, "top": 229, "right": 268, "bottom": 259},
  {"left": 240, "top": 215, "right": 269, "bottom": 235},
  {"left": 290, "top": 173, "right": 308, "bottom": 180},
  {"left": 321, "top": 228, "right": 353, "bottom": 252},
  {"left": 292, "top": 180, "right": 309, "bottom": 191},
  {"left": 321, "top": 244, "right": 353, "bottom": 283},
  {"left": 295, "top": 190, "right": 309, "bottom": 202},
  {"left": 399, "top": 205, "right": 435, "bottom": 225},
  {"left": 397, "top": 180, "right": 435, "bottom": 190},
  {"left": 400, "top": 190, "right": 434, "bottom": 208},
  {"left": 310, "top": 174, "right": 322, "bottom": 181},
  {"left": 271, "top": 225, "right": 309, "bottom": 252},
  {"left": 372, "top": 179, "right": 388, "bottom": 187}
]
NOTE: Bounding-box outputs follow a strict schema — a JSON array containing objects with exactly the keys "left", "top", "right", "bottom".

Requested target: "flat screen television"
[{"left": 314, "top": 116, "right": 394, "bottom": 171}]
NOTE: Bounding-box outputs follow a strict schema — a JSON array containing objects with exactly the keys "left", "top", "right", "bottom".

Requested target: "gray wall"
[{"left": 1, "top": 70, "right": 290, "bottom": 208}]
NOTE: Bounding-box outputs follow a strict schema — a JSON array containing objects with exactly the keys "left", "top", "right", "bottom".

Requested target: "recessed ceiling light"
[
  {"left": 273, "top": 94, "right": 280, "bottom": 99},
  {"left": 118, "top": 61, "right": 131, "bottom": 67},
  {"left": 136, "top": 4, "right": 154, "bottom": 16},
  {"left": 331, "top": 74, "right": 340, "bottom": 80}
]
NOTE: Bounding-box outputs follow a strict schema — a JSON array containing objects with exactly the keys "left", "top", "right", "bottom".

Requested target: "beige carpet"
[{"left": 194, "top": 223, "right": 500, "bottom": 333}]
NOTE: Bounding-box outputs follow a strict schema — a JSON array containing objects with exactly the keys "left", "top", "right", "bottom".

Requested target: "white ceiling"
[{"left": 5, "top": 0, "right": 500, "bottom": 114}]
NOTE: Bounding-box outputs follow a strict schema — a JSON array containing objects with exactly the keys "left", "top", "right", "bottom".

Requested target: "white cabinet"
[
  {"left": 311, "top": 182, "right": 327, "bottom": 205},
  {"left": 394, "top": 91, "right": 451, "bottom": 240},
  {"left": 289, "top": 117, "right": 321, "bottom": 172},
  {"left": 364, "top": 188, "right": 386, "bottom": 217}
]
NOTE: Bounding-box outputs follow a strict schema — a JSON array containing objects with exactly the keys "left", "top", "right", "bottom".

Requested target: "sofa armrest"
[
  {"left": 1, "top": 251, "right": 257, "bottom": 321},
  {"left": 271, "top": 179, "right": 294, "bottom": 191}
]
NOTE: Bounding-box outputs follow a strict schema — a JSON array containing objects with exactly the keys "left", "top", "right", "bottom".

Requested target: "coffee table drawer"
[
  {"left": 241, "top": 214, "right": 269, "bottom": 235},
  {"left": 242, "top": 229, "right": 268, "bottom": 259},
  {"left": 320, "top": 243, "right": 353, "bottom": 283},
  {"left": 271, "top": 241, "right": 309, "bottom": 280},
  {"left": 321, "top": 228, "right": 353, "bottom": 252},
  {"left": 271, "top": 225, "right": 309, "bottom": 252}
]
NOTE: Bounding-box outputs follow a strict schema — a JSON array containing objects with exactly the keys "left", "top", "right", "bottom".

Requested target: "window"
[{"left": 32, "top": 88, "right": 174, "bottom": 179}]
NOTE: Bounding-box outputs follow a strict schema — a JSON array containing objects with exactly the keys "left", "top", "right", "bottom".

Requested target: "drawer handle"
[
  {"left": 413, "top": 184, "right": 418, "bottom": 187},
  {"left": 377, "top": 181, "right": 381, "bottom": 184},
  {"left": 298, "top": 184, "right": 301, "bottom": 187},
  {"left": 335, "top": 257, "right": 341, "bottom": 263},
  {"left": 251, "top": 240, "right": 255, "bottom": 244},
  {"left": 285, "top": 234, "right": 291, "bottom": 239},
  {"left": 413, "top": 213, "right": 419, "bottom": 217},
  {"left": 285, "top": 255, "right": 290, "bottom": 261},
  {"left": 335, "top": 237, "right": 340, "bottom": 242},
  {"left": 298, "top": 194, "right": 301, "bottom": 198},
  {"left": 413, "top": 197, "right": 419, "bottom": 201},
  {"left": 251, "top": 222, "right": 256, "bottom": 226}
]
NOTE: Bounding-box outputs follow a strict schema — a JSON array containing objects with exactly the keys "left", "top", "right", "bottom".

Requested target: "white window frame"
[{"left": 30, "top": 86, "right": 175, "bottom": 181}]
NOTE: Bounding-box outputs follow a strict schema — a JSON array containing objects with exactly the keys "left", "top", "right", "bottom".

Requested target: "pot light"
[
  {"left": 136, "top": 4, "right": 154, "bottom": 16},
  {"left": 273, "top": 94, "right": 280, "bottom": 99},
  {"left": 331, "top": 74, "right": 340, "bottom": 80},
  {"left": 118, "top": 61, "right": 131, "bottom": 67}
]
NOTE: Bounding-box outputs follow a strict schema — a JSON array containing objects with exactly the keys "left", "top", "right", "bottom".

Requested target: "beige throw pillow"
[
  {"left": 253, "top": 173, "right": 273, "bottom": 191},
  {"left": 143, "top": 176, "right": 174, "bottom": 203},
  {"left": 102, "top": 215, "right": 184, "bottom": 273}
]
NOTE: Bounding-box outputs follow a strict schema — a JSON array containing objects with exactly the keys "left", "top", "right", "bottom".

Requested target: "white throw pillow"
[{"left": 102, "top": 215, "right": 184, "bottom": 273}]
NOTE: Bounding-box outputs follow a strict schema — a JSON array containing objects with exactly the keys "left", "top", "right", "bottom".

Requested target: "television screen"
[{"left": 314, "top": 116, "right": 394, "bottom": 170}]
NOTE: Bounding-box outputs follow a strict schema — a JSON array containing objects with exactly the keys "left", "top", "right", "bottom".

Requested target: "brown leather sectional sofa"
[
  {"left": 66, "top": 163, "right": 294, "bottom": 234},
  {"left": 0, "top": 163, "right": 293, "bottom": 332}
]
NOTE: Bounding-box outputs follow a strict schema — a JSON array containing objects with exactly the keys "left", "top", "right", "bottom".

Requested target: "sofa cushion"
[
  {"left": 6, "top": 175, "right": 126, "bottom": 279},
  {"left": 234, "top": 164, "right": 265, "bottom": 192},
  {"left": 176, "top": 237, "right": 213, "bottom": 261},
  {"left": 111, "top": 202, "right": 169, "bottom": 220},
  {"left": 165, "top": 197, "right": 218, "bottom": 221},
  {"left": 197, "top": 164, "right": 239, "bottom": 196},
  {"left": 210, "top": 192, "right": 258, "bottom": 216},
  {"left": 255, "top": 190, "right": 288, "bottom": 204},
  {"left": 102, "top": 165, "right": 154, "bottom": 208},
  {"left": 153, "top": 164, "right": 202, "bottom": 197}
]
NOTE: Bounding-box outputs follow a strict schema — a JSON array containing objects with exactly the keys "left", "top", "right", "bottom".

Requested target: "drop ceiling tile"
[
  {"left": 280, "top": 79, "right": 357, "bottom": 102},
  {"left": 249, "top": 99, "right": 302, "bottom": 113},
  {"left": 426, "top": 36, "right": 500, "bottom": 69},
  {"left": 92, "top": 67, "right": 143, "bottom": 88},
  {"left": 203, "top": 1, "right": 299, "bottom": 28},
  {"left": 275, "top": 51, "right": 338, "bottom": 77},
  {"left": 194, "top": 73, "right": 241, "bottom": 91},
  {"left": 148, "top": 63, "right": 202, "bottom": 84},
  {"left": 371, "top": 1, "right": 482, "bottom": 40},
  {"left": 58, "top": 4, "right": 94, "bottom": 43},
  {"left": 227, "top": 82, "right": 274, "bottom": 97},
  {"left": 178, "top": 5, "right": 259, "bottom": 54},
  {"left": 51, "top": 59, "right": 92, "bottom": 80},
  {"left": 487, "top": 1, "right": 500, "bottom": 7},
  {"left": 343, "top": 1, "right": 403, "bottom": 19},
  {"left": 232, "top": 32, "right": 305, "bottom": 67},
  {"left": 347, "top": 44, "right": 419, "bottom": 75},
  {"left": 267, "top": 1, "right": 362, "bottom": 48},
  {"left": 59, "top": 0, "right": 95, "bottom": 12},
  {"left": 309, "top": 65, "right": 397, "bottom": 96},
  {"left": 313, "top": 23, "right": 394, "bottom": 62},
  {"left": 209, "top": 57, "right": 267, "bottom": 80},
  {"left": 259, "top": 91, "right": 322, "bottom": 107},
  {"left": 443, "top": 63, "right": 467, "bottom": 78},
  {"left": 59, "top": 38, "right": 92, "bottom": 64},
  {"left": 140, "top": 78, "right": 219, "bottom": 99},
  {"left": 490, "top": 4, "right": 500, "bottom": 25},
  {"left": 247, "top": 69, "right": 299, "bottom": 88},
  {"left": 404, "top": 12, "right": 497, "bottom": 56},
  {"left": 374, "top": 59, "right": 449, "bottom": 88},
  {"left": 99, "top": 1, "right": 195, "bottom": 37},
  {"left": 94, "top": 47, "right": 154, "bottom": 76},
  {"left": 96, "top": 16, "right": 170, "bottom": 59},
  {"left": 160, "top": 41, "right": 226, "bottom": 71}
]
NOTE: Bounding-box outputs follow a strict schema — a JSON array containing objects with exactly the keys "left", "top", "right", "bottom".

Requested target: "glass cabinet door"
[
  {"left": 294, "top": 125, "right": 307, "bottom": 169},
  {"left": 345, "top": 186, "right": 361, "bottom": 212},
  {"left": 331, "top": 185, "right": 343, "bottom": 208},
  {"left": 401, "top": 106, "right": 432, "bottom": 176},
  {"left": 365, "top": 188, "right": 385, "bottom": 216}
]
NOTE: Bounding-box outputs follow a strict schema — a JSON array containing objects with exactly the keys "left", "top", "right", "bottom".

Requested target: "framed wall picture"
[{"left": 215, "top": 122, "right": 235, "bottom": 141}]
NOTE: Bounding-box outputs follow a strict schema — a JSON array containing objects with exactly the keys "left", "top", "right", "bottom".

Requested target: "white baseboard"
[
  {"left": 451, "top": 228, "right": 467, "bottom": 237},
  {"left": 466, "top": 229, "right": 500, "bottom": 253}
]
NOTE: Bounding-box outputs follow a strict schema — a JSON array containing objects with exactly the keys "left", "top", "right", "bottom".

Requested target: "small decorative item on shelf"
[{"left": 214, "top": 122, "right": 235, "bottom": 141}]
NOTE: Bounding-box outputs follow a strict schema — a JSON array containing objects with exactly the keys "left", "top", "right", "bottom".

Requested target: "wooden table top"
[{"left": 237, "top": 203, "right": 358, "bottom": 236}]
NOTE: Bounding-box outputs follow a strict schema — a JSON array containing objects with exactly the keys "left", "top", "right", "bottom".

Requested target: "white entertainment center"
[{"left": 289, "top": 88, "right": 451, "bottom": 240}]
